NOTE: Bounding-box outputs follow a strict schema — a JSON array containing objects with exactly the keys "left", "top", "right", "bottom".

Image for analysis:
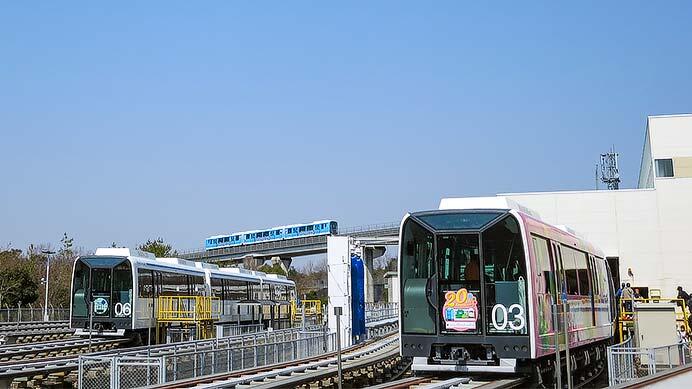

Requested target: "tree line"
[
  {"left": 0, "top": 235, "right": 178, "bottom": 309},
  {"left": 0, "top": 234, "right": 395, "bottom": 309}
]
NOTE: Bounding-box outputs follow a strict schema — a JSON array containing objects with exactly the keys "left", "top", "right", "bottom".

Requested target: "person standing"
[
  {"left": 622, "top": 283, "right": 634, "bottom": 317},
  {"left": 677, "top": 286, "right": 690, "bottom": 306},
  {"left": 616, "top": 283, "right": 624, "bottom": 299}
]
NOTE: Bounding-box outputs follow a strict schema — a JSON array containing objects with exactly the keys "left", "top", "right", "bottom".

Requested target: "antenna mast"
[{"left": 599, "top": 146, "right": 621, "bottom": 190}]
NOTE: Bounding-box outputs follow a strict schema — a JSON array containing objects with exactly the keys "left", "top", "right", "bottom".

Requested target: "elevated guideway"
[{"left": 178, "top": 222, "right": 400, "bottom": 265}]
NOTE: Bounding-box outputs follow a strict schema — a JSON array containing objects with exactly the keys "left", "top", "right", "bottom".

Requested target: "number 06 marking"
[{"left": 491, "top": 304, "right": 526, "bottom": 331}]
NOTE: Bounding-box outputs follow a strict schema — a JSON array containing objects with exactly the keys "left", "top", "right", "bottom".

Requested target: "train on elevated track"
[
  {"left": 399, "top": 198, "right": 616, "bottom": 385},
  {"left": 70, "top": 248, "right": 296, "bottom": 342},
  {"left": 205, "top": 220, "right": 338, "bottom": 250}
]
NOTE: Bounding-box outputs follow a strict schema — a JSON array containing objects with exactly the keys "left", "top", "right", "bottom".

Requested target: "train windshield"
[
  {"left": 71, "top": 256, "right": 133, "bottom": 319},
  {"left": 401, "top": 212, "right": 528, "bottom": 336}
]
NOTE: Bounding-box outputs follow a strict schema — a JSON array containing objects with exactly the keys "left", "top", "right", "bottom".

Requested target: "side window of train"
[
  {"left": 574, "top": 251, "right": 591, "bottom": 296},
  {"left": 138, "top": 270, "right": 153, "bottom": 298},
  {"left": 589, "top": 256, "right": 599, "bottom": 297},
  {"left": 211, "top": 278, "right": 223, "bottom": 299},
  {"left": 561, "top": 246, "right": 579, "bottom": 295},
  {"left": 532, "top": 236, "right": 554, "bottom": 295},
  {"left": 560, "top": 246, "right": 592, "bottom": 297}
]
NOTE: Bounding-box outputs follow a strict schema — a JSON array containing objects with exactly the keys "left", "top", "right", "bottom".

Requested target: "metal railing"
[
  {"left": 177, "top": 221, "right": 400, "bottom": 257},
  {"left": 292, "top": 300, "right": 323, "bottom": 325},
  {"left": 178, "top": 235, "right": 328, "bottom": 259},
  {"left": 365, "top": 302, "right": 398, "bottom": 323},
  {"left": 607, "top": 338, "right": 692, "bottom": 386},
  {"left": 219, "top": 323, "right": 265, "bottom": 337},
  {"left": 618, "top": 297, "right": 690, "bottom": 340},
  {"left": 0, "top": 306, "right": 69, "bottom": 322},
  {"left": 78, "top": 330, "right": 336, "bottom": 389},
  {"left": 157, "top": 296, "right": 220, "bottom": 322},
  {"left": 336, "top": 222, "right": 400, "bottom": 236}
]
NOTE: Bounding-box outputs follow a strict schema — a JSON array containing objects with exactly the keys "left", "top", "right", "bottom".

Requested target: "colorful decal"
[{"left": 442, "top": 288, "right": 478, "bottom": 332}]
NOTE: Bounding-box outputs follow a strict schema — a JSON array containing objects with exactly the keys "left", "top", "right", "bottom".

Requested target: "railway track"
[
  {"left": 0, "top": 321, "right": 69, "bottom": 332},
  {"left": 0, "top": 321, "right": 74, "bottom": 345},
  {"left": 368, "top": 376, "right": 527, "bottom": 389},
  {"left": 0, "top": 338, "right": 129, "bottom": 387},
  {"left": 1, "top": 328, "right": 320, "bottom": 388},
  {"left": 148, "top": 334, "right": 400, "bottom": 388},
  {"left": 0, "top": 337, "right": 126, "bottom": 362}
]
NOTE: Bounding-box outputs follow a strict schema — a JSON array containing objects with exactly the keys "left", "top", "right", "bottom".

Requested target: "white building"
[{"left": 445, "top": 114, "right": 692, "bottom": 296}]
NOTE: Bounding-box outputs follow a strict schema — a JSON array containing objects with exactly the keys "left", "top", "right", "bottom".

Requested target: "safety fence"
[
  {"left": 337, "top": 222, "right": 399, "bottom": 236},
  {"left": 618, "top": 297, "right": 690, "bottom": 340},
  {"left": 79, "top": 330, "right": 336, "bottom": 389},
  {"left": 219, "top": 323, "right": 265, "bottom": 337},
  {"left": 365, "top": 302, "right": 398, "bottom": 323},
  {"left": 0, "top": 307, "right": 69, "bottom": 322},
  {"left": 292, "top": 299, "right": 324, "bottom": 326},
  {"left": 607, "top": 337, "right": 692, "bottom": 386}
]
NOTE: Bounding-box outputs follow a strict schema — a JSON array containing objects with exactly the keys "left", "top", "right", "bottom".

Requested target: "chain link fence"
[
  {"left": 365, "top": 303, "right": 398, "bottom": 323},
  {"left": 163, "top": 331, "right": 334, "bottom": 382},
  {"left": 79, "top": 330, "right": 335, "bottom": 389},
  {"left": 79, "top": 355, "right": 165, "bottom": 389},
  {"left": 0, "top": 307, "right": 69, "bottom": 322}
]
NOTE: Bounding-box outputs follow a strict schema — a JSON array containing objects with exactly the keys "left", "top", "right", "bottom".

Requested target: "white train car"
[{"left": 70, "top": 248, "right": 296, "bottom": 341}]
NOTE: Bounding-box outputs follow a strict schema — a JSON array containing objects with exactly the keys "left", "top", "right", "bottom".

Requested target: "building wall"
[
  {"left": 495, "top": 115, "right": 692, "bottom": 296},
  {"left": 638, "top": 127, "right": 653, "bottom": 188}
]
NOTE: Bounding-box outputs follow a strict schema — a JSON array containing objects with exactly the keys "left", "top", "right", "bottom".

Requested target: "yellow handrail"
[
  {"left": 292, "top": 300, "right": 323, "bottom": 325},
  {"left": 156, "top": 295, "right": 220, "bottom": 323},
  {"left": 618, "top": 296, "right": 690, "bottom": 340}
]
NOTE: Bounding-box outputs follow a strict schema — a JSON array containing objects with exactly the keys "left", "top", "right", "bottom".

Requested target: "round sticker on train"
[{"left": 93, "top": 297, "right": 108, "bottom": 315}]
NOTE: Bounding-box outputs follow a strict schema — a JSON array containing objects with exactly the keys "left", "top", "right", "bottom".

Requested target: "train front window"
[
  {"left": 438, "top": 234, "right": 482, "bottom": 333},
  {"left": 418, "top": 212, "right": 502, "bottom": 231},
  {"left": 71, "top": 261, "right": 90, "bottom": 317},
  {"left": 91, "top": 268, "right": 112, "bottom": 317},
  {"left": 401, "top": 219, "right": 436, "bottom": 335},
  {"left": 112, "top": 262, "right": 133, "bottom": 318},
  {"left": 482, "top": 215, "right": 528, "bottom": 335}
]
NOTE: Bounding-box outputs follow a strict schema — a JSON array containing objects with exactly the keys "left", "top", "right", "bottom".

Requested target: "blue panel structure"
[{"left": 351, "top": 254, "right": 366, "bottom": 343}]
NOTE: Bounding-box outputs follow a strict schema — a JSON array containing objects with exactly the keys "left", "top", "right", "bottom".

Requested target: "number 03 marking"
[{"left": 491, "top": 304, "right": 525, "bottom": 331}]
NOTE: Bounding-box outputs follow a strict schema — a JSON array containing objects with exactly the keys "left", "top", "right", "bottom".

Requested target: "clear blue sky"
[{"left": 2, "top": 2, "right": 691, "bottom": 252}]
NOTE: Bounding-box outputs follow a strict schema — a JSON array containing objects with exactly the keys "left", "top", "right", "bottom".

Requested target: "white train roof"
[
  {"left": 90, "top": 248, "right": 294, "bottom": 285},
  {"left": 439, "top": 196, "right": 541, "bottom": 219},
  {"left": 95, "top": 247, "right": 155, "bottom": 259}
]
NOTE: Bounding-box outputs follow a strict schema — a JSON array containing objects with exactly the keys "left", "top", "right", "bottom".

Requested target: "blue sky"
[{"left": 2, "top": 2, "right": 691, "bottom": 253}]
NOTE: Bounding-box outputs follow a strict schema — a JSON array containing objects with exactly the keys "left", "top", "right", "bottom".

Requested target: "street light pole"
[
  {"left": 41, "top": 250, "right": 56, "bottom": 322},
  {"left": 334, "top": 306, "right": 343, "bottom": 389}
]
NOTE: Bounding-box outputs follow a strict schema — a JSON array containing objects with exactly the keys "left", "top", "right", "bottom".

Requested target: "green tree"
[
  {"left": 0, "top": 267, "right": 40, "bottom": 306},
  {"left": 60, "top": 233, "right": 74, "bottom": 255},
  {"left": 138, "top": 238, "right": 177, "bottom": 258},
  {"left": 258, "top": 262, "right": 287, "bottom": 276}
]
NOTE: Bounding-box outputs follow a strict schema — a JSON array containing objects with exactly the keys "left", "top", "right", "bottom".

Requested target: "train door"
[
  {"left": 437, "top": 234, "right": 482, "bottom": 334},
  {"left": 400, "top": 219, "right": 437, "bottom": 335},
  {"left": 606, "top": 257, "right": 620, "bottom": 291}
]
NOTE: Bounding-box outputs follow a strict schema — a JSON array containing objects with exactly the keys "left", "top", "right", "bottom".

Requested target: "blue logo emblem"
[{"left": 93, "top": 297, "right": 108, "bottom": 315}]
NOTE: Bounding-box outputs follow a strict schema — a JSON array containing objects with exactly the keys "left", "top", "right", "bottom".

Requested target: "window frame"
[{"left": 655, "top": 158, "right": 674, "bottom": 178}]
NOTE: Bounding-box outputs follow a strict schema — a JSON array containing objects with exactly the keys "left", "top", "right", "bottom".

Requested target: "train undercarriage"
[{"left": 412, "top": 338, "right": 612, "bottom": 388}]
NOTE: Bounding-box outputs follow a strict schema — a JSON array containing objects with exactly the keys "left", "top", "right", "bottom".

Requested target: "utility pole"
[
  {"left": 41, "top": 250, "right": 56, "bottom": 321},
  {"left": 334, "top": 306, "right": 343, "bottom": 389}
]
